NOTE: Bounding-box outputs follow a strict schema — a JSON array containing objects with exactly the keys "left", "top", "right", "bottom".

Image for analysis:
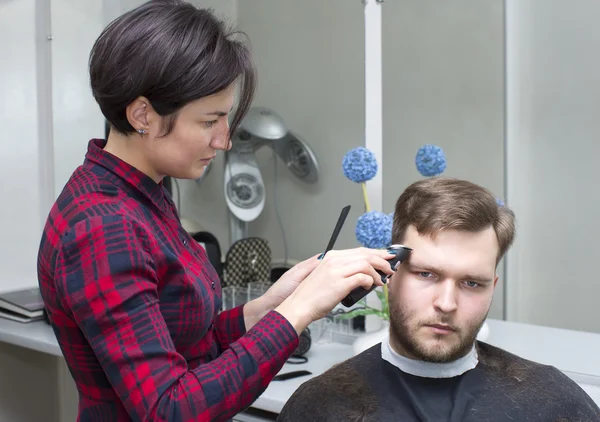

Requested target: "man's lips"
[{"left": 426, "top": 324, "right": 456, "bottom": 332}]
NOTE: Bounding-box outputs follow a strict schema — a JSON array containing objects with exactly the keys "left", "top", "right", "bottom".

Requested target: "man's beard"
[{"left": 388, "top": 298, "right": 488, "bottom": 363}]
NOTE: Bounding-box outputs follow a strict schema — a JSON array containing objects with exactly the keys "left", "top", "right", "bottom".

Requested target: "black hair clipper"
[{"left": 341, "top": 244, "right": 412, "bottom": 307}]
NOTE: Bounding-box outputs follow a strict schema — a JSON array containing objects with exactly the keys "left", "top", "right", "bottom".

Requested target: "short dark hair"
[
  {"left": 393, "top": 177, "right": 516, "bottom": 264},
  {"left": 89, "top": 0, "right": 256, "bottom": 137}
]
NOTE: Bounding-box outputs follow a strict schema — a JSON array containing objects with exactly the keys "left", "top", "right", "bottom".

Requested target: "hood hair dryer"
[{"left": 225, "top": 107, "right": 319, "bottom": 244}]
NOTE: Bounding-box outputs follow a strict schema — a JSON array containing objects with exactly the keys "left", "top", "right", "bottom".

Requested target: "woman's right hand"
[{"left": 274, "top": 247, "right": 397, "bottom": 334}]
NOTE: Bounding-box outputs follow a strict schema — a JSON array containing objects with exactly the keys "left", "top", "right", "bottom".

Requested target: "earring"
[{"left": 137, "top": 129, "right": 147, "bottom": 135}]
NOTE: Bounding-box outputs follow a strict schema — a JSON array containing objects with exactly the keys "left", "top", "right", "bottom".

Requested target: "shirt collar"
[
  {"left": 83, "top": 138, "right": 172, "bottom": 213},
  {"left": 381, "top": 336, "right": 479, "bottom": 378}
]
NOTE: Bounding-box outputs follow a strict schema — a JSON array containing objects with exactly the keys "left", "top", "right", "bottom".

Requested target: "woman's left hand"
[
  {"left": 243, "top": 254, "right": 321, "bottom": 331},
  {"left": 262, "top": 254, "right": 321, "bottom": 307}
]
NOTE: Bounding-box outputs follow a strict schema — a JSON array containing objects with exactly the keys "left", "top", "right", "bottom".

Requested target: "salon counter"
[
  {"left": 0, "top": 317, "right": 599, "bottom": 420},
  {"left": 0, "top": 317, "right": 62, "bottom": 357}
]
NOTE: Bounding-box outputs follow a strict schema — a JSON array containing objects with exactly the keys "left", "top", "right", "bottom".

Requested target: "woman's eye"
[{"left": 204, "top": 120, "right": 218, "bottom": 128}]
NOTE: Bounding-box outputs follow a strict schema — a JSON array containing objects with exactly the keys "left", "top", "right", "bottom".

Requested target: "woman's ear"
[{"left": 126, "top": 96, "right": 151, "bottom": 134}]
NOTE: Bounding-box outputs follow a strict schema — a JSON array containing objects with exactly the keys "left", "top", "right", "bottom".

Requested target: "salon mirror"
[{"left": 380, "top": 1, "right": 506, "bottom": 320}]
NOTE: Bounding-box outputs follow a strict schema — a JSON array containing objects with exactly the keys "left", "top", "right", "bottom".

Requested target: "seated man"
[{"left": 278, "top": 177, "right": 600, "bottom": 422}]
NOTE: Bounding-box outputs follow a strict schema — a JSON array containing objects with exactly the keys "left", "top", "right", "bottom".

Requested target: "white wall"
[
  {"left": 0, "top": 1, "right": 59, "bottom": 419},
  {"left": 380, "top": 1, "right": 506, "bottom": 319},
  {"left": 51, "top": 0, "right": 106, "bottom": 195},
  {"left": 0, "top": 0, "right": 45, "bottom": 294},
  {"left": 506, "top": 0, "right": 600, "bottom": 334}
]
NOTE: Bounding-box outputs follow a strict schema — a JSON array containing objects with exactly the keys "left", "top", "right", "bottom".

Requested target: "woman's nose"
[{"left": 211, "top": 121, "right": 231, "bottom": 151}]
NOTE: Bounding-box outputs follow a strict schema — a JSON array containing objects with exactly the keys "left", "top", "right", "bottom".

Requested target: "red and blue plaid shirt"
[{"left": 38, "top": 139, "right": 298, "bottom": 422}]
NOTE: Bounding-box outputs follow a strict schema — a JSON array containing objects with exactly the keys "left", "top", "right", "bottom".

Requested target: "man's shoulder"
[
  {"left": 477, "top": 340, "right": 569, "bottom": 383},
  {"left": 477, "top": 340, "right": 564, "bottom": 378},
  {"left": 290, "top": 343, "right": 380, "bottom": 396},
  {"left": 476, "top": 341, "right": 600, "bottom": 418},
  {"left": 276, "top": 344, "right": 381, "bottom": 421}
]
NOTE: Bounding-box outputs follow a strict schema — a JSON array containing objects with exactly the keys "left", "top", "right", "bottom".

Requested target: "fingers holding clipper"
[
  {"left": 346, "top": 272, "right": 379, "bottom": 291},
  {"left": 312, "top": 247, "right": 398, "bottom": 291},
  {"left": 337, "top": 259, "right": 384, "bottom": 288},
  {"left": 318, "top": 246, "right": 396, "bottom": 262}
]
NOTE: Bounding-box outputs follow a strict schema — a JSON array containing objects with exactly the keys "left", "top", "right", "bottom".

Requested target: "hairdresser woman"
[{"left": 36, "top": 1, "right": 394, "bottom": 422}]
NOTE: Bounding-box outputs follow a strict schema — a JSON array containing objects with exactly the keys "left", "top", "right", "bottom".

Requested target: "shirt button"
[
  {"left": 182, "top": 239, "right": 188, "bottom": 246},
  {"left": 211, "top": 281, "right": 215, "bottom": 290}
]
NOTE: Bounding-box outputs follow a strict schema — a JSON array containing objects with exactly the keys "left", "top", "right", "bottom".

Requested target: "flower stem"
[
  {"left": 384, "top": 284, "right": 389, "bottom": 317},
  {"left": 361, "top": 182, "right": 371, "bottom": 212}
]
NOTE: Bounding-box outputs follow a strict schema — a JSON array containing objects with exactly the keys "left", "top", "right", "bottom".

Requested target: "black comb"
[{"left": 321, "top": 205, "right": 351, "bottom": 257}]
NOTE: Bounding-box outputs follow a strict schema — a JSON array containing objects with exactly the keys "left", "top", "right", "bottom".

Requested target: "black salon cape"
[{"left": 277, "top": 342, "right": 600, "bottom": 422}]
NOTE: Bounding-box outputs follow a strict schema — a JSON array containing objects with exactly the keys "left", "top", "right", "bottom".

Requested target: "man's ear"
[{"left": 493, "top": 274, "right": 499, "bottom": 288}]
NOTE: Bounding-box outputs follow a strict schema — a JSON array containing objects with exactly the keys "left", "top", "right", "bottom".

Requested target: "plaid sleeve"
[
  {"left": 213, "top": 306, "right": 247, "bottom": 351},
  {"left": 55, "top": 215, "right": 299, "bottom": 422}
]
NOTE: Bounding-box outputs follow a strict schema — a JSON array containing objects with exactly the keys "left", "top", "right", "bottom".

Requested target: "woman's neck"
[{"left": 104, "top": 132, "right": 162, "bottom": 183}]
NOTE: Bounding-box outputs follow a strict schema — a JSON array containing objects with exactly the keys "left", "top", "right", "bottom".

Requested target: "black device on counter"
[
  {"left": 293, "top": 327, "right": 312, "bottom": 357},
  {"left": 341, "top": 244, "right": 412, "bottom": 307},
  {"left": 273, "top": 370, "right": 313, "bottom": 381}
]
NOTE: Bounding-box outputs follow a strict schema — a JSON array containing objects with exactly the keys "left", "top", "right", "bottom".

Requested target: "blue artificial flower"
[
  {"left": 415, "top": 144, "right": 447, "bottom": 177},
  {"left": 496, "top": 197, "right": 505, "bottom": 207},
  {"left": 342, "top": 147, "right": 378, "bottom": 183},
  {"left": 355, "top": 211, "right": 393, "bottom": 249}
]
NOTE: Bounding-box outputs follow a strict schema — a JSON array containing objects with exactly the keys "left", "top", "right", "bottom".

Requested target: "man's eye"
[
  {"left": 419, "top": 272, "right": 433, "bottom": 278},
  {"left": 464, "top": 281, "right": 481, "bottom": 288}
]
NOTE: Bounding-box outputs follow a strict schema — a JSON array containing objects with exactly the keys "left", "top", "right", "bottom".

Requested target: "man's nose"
[{"left": 433, "top": 279, "right": 458, "bottom": 314}]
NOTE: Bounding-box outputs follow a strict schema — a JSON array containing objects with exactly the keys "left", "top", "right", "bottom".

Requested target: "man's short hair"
[{"left": 392, "top": 177, "right": 515, "bottom": 264}]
